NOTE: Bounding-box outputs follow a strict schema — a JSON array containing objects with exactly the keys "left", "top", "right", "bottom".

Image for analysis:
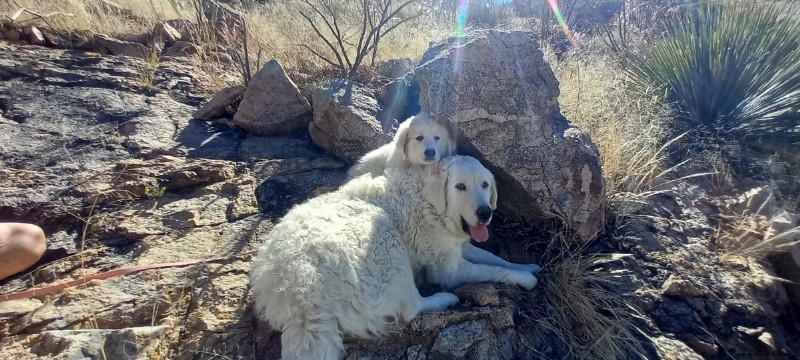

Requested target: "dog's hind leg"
[
  {"left": 461, "top": 243, "right": 540, "bottom": 273},
  {"left": 417, "top": 292, "right": 460, "bottom": 313},
  {"left": 279, "top": 317, "right": 344, "bottom": 360}
]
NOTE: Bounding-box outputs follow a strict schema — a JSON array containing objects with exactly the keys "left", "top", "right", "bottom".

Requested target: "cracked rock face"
[
  {"left": 233, "top": 59, "right": 312, "bottom": 136},
  {"left": 416, "top": 30, "right": 605, "bottom": 242},
  {"left": 309, "top": 79, "right": 390, "bottom": 163}
]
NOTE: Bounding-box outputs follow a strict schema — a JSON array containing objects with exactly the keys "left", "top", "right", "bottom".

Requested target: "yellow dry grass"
[
  {"left": 0, "top": 0, "right": 191, "bottom": 36},
  {"left": 551, "top": 52, "right": 675, "bottom": 196},
  {"left": 1, "top": 0, "right": 455, "bottom": 75}
]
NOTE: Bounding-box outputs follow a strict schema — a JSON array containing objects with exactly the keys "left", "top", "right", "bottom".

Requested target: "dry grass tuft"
[
  {"left": 551, "top": 52, "right": 677, "bottom": 196},
  {"left": 717, "top": 196, "right": 800, "bottom": 261},
  {"left": 521, "top": 232, "right": 646, "bottom": 359}
]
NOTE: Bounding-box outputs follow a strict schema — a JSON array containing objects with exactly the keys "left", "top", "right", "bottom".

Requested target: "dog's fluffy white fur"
[
  {"left": 347, "top": 112, "right": 456, "bottom": 179},
  {"left": 250, "top": 156, "right": 539, "bottom": 360}
]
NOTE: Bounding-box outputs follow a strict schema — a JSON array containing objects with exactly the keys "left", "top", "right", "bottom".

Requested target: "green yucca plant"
[{"left": 627, "top": 2, "right": 800, "bottom": 147}]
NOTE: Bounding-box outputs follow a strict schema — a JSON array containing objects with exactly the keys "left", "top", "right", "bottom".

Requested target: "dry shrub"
[{"left": 243, "top": 1, "right": 454, "bottom": 75}]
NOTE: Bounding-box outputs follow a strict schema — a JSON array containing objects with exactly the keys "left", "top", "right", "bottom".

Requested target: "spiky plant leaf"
[{"left": 627, "top": 2, "right": 800, "bottom": 147}]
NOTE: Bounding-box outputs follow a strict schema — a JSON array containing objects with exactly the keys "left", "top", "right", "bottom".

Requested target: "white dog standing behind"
[
  {"left": 250, "top": 156, "right": 540, "bottom": 360},
  {"left": 347, "top": 112, "right": 456, "bottom": 179}
]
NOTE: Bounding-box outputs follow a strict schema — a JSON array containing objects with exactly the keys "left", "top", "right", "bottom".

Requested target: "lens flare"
[
  {"left": 545, "top": 0, "right": 580, "bottom": 51},
  {"left": 451, "top": 0, "right": 470, "bottom": 73}
]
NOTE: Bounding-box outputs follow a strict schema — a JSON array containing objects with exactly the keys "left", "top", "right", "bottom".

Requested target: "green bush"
[{"left": 627, "top": 2, "right": 800, "bottom": 146}]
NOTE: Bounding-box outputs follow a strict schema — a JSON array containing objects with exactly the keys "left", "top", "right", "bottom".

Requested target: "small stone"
[
  {"left": 22, "top": 26, "right": 45, "bottom": 46},
  {"left": 758, "top": 331, "right": 777, "bottom": 351},
  {"left": 735, "top": 326, "right": 764, "bottom": 337},
  {"left": 94, "top": 34, "right": 149, "bottom": 58},
  {"left": 722, "top": 255, "right": 750, "bottom": 271},
  {"left": 454, "top": 283, "right": 500, "bottom": 307},
  {"left": 684, "top": 337, "right": 718, "bottom": 357},
  {"left": 163, "top": 40, "right": 199, "bottom": 57},
  {"left": 193, "top": 85, "right": 246, "bottom": 121},
  {"left": 152, "top": 21, "right": 181, "bottom": 46},
  {"left": 661, "top": 275, "right": 710, "bottom": 298}
]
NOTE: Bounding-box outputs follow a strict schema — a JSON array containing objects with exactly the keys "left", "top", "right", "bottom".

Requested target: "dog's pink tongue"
[{"left": 469, "top": 224, "right": 489, "bottom": 242}]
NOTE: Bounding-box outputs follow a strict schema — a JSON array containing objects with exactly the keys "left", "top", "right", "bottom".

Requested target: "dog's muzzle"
[{"left": 476, "top": 205, "right": 493, "bottom": 224}]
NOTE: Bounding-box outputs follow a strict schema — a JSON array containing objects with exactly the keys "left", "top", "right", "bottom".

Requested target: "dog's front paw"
[
  {"left": 519, "top": 263, "right": 541, "bottom": 274},
  {"left": 512, "top": 271, "right": 538, "bottom": 290}
]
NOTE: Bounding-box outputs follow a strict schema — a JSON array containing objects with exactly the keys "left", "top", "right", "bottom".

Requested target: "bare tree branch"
[
  {"left": 299, "top": 44, "right": 343, "bottom": 70},
  {"left": 298, "top": 8, "right": 347, "bottom": 72},
  {"left": 299, "top": 0, "right": 423, "bottom": 78}
]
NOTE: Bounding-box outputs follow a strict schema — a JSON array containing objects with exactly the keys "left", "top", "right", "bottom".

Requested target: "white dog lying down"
[
  {"left": 250, "top": 156, "right": 540, "bottom": 360},
  {"left": 347, "top": 112, "right": 456, "bottom": 179}
]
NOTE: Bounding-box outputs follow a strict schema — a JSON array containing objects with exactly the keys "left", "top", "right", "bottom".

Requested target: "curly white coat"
[{"left": 249, "top": 156, "right": 538, "bottom": 360}]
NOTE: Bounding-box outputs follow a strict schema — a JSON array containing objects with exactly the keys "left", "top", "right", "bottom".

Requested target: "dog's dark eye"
[
  {"left": 434, "top": 136, "right": 440, "bottom": 141},
  {"left": 455, "top": 183, "right": 466, "bottom": 191},
  {"left": 482, "top": 181, "right": 489, "bottom": 189},
  {"left": 416, "top": 136, "right": 424, "bottom": 141}
]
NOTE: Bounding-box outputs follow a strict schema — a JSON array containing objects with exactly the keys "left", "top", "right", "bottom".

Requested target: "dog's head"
[
  {"left": 421, "top": 156, "right": 498, "bottom": 242},
  {"left": 394, "top": 114, "right": 456, "bottom": 165}
]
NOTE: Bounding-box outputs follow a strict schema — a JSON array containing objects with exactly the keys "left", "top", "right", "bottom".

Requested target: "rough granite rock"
[
  {"left": 193, "top": 85, "right": 246, "bottom": 121},
  {"left": 309, "top": 79, "right": 390, "bottom": 163},
  {"left": 93, "top": 34, "right": 149, "bottom": 58},
  {"left": 416, "top": 29, "right": 605, "bottom": 242},
  {"left": 233, "top": 59, "right": 312, "bottom": 135},
  {"left": 163, "top": 40, "right": 200, "bottom": 57},
  {"left": 152, "top": 21, "right": 182, "bottom": 46}
]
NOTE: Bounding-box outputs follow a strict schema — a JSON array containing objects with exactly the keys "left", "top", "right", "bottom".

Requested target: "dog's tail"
[{"left": 280, "top": 317, "right": 344, "bottom": 360}]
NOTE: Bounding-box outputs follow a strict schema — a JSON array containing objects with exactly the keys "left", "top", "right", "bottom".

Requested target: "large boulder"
[
  {"left": 416, "top": 30, "right": 605, "bottom": 242},
  {"left": 308, "top": 79, "right": 390, "bottom": 163},
  {"left": 232, "top": 60, "right": 312, "bottom": 136}
]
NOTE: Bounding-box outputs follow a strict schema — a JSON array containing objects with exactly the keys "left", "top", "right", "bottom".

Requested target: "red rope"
[{"left": 0, "top": 249, "right": 257, "bottom": 303}]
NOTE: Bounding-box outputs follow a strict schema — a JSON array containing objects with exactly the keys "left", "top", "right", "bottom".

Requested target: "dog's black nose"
[
  {"left": 476, "top": 206, "right": 493, "bottom": 223},
  {"left": 424, "top": 148, "right": 435, "bottom": 158}
]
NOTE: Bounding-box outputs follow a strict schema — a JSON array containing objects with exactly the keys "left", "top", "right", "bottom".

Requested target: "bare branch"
[
  {"left": 299, "top": 44, "right": 343, "bottom": 71},
  {"left": 298, "top": 9, "right": 346, "bottom": 72}
]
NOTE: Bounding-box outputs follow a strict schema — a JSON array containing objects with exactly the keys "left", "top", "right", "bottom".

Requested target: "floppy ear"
[
  {"left": 446, "top": 137, "right": 458, "bottom": 157},
  {"left": 490, "top": 178, "right": 498, "bottom": 210},
  {"left": 393, "top": 119, "right": 412, "bottom": 160},
  {"left": 423, "top": 165, "right": 448, "bottom": 214}
]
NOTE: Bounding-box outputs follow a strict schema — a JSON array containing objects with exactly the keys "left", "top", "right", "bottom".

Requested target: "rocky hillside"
[{"left": 1, "top": 28, "right": 799, "bottom": 360}]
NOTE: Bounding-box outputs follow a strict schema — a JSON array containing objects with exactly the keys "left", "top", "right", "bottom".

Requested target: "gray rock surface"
[
  {"left": 233, "top": 59, "right": 312, "bottom": 136},
  {"left": 309, "top": 79, "right": 390, "bottom": 163},
  {"left": 416, "top": 30, "right": 605, "bottom": 242},
  {"left": 193, "top": 85, "right": 246, "bottom": 121},
  {"left": 94, "top": 34, "right": 150, "bottom": 58}
]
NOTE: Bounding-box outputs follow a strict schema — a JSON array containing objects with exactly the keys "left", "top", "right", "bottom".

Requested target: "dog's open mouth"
[{"left": 461, "top": 217, "right": 489, "bottom": 242}]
